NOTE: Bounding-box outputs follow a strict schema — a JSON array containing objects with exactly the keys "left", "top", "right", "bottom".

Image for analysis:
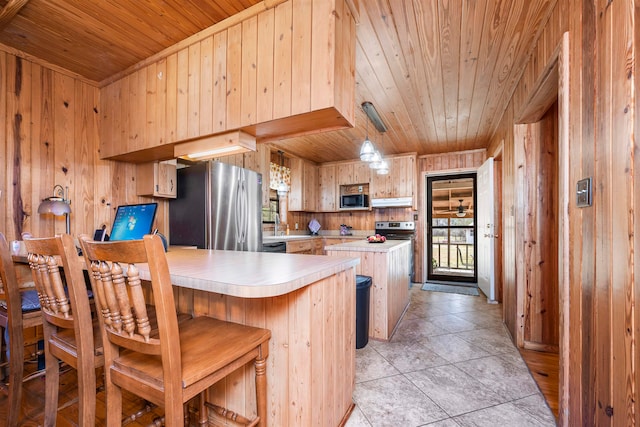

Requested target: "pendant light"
[
  {"left": 376, "top": 158, "right": 389, "bottom": 175},
  {"left": 359, "top": 116, "right": 375, "bottom": 162},
  {"left": 377, "top": 132, "right": 389, "bottom": 174},
  {"left": 276, "top": 150, "right": 288, "bottom": 197},
  {"left": 369, "top": 151, "right": 382, "bottom": 169}
]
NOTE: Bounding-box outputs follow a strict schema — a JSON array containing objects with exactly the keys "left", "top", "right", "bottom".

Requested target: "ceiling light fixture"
[
  {"left": 456, "top": 199, "right": 466, "bottom": 217},
  {"left": 369, "top": 151, "right": 382, "bottom": 169},
  {"left": 361, "top": 101, "right": 387, "bottom": 132},
  {"left": 276, "top": 150, "right": 288, "bottom": 197},
  {"left": 372, "top": 132, "right": 389, "bottom": 174},
  {"left": 359, "top": 122, "right": 375, "bottom": 162},
  {"left": 376, "top": 159, "right": 389, "bottom": 175},
  {"left": 174, "top": 130, "right": 256, "bottom": 160},
  {"left": 38, "top": 184, "right": 72, "bottom": 234}
]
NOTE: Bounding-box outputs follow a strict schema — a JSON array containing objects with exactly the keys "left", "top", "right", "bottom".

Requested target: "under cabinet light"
[{"left": 174, "top": 131, "right": 256, "bottom": 160}]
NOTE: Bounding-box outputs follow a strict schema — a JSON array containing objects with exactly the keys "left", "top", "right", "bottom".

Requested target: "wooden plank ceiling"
[{"left": 0, "top": 0, "right": 555, "bottom": 163}]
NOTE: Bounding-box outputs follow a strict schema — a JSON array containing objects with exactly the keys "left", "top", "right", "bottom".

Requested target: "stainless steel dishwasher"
[{"left": 261, "top": 241, "right": 287, "bottom": 253}]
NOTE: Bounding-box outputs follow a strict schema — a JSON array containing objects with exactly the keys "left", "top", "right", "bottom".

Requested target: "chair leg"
[
  {"left": 6, "top": 327, "right": 25, "bottom": 427},
  {"left": 76, "top": 362, "right": 97, "bottom": 426},
  {"left": 43, "top": 344, "right": 60, "bottom": 427},
  {"left": 105, "top": 370, "right": 123, "bottom": 427},
  {"left": 163, "top": 399, "right": 185, "bottom": 427},
  {"left": 197, "top": 391, "right": 208, "bottom": 425},
  {"left": 255, "top": 355, "right": 267, "bottom": 427}
]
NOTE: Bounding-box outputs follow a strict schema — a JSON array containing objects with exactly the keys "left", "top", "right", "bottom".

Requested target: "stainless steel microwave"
[{"left": 340, "top": 193, "right": 368, "bottom": 209}]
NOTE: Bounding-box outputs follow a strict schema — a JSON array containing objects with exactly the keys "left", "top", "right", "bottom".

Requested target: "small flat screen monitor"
[{"left": 109, "top": 203, "right": 158, "bottom": 241}]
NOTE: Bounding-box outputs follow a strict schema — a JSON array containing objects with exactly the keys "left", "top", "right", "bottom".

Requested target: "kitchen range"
[{"left": 375, "top": 221, "right": 416, "bottom": 282}]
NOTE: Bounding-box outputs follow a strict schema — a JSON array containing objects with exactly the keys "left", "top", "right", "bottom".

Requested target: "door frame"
[{"left": 420, "top": 167, "right": 478, "bottom": 285}]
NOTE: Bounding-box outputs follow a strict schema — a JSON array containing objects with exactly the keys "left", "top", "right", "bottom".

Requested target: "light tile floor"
[{"left": 346, "top": 285, "right": 557, "bottom": 427}]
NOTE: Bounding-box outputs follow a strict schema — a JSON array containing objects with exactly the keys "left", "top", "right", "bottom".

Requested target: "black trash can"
[{"left": 355, "top": 275, "right": 372, "bottom": 349}]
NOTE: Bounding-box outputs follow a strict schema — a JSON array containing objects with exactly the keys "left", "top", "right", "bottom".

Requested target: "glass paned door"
[{"left": 427, "top": 173, "right": 477, "bottom": 283}]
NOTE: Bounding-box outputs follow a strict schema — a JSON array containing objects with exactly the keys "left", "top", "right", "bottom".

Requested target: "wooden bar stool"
[
  {"left": 24, "top": 233, "right": 104, "bottom": 426},
  {"left": 79, "top": 234, "right": 271, "bottom": 427},
  {"left": 0, "top": 232, "right": 44, "bottom": 426}
]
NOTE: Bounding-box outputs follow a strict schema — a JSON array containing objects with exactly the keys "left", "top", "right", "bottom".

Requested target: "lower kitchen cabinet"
[{"left": 286, "top": 239, "right": 315, "bottom": 254}]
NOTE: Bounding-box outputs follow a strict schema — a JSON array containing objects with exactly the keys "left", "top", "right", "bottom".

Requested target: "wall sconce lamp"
[
  {"left": 38, "top": 184, "right": 71, "bottom": 234},
  {"left": 174, "top": 130, "right": 256, "bottom": 160}
]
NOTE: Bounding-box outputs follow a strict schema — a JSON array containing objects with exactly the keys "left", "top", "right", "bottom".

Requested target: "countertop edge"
[
  {"left": 137, "top": 250, "right": 361, "bottom": 298},
  {"left": 324, "top": 239, "right": 411, "bottom": 253}
]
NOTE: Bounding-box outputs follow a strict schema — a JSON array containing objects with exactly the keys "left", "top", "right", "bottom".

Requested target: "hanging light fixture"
[
  {"left": 276, "top": 150, "right": 288, "bottom": 197},
  {"left": 376, "top": 159, "right": 389, "bottom": 175},
  {"left": 369, "top": 151, "right": 382, "bottom": 169},
  {"left": 370, "top": 132, "right": 389, "bottom": 174},
  {"left": 359, "top": 115, "right": 375, "bottom": 162},
  {"left": 38, "top": 184, "right": 72, "bottom": 234}
]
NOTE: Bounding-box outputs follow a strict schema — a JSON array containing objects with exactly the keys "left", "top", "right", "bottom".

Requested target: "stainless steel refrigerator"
[{"left": 169, "top": 161, "right": 263, "bottom": 251}]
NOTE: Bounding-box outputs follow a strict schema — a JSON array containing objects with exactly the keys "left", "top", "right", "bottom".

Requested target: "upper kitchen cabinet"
[
  {"left": 370, "top": 154, "right": 417, "bottom": 208},
  {"left": 99, "top": 0, "right": 357, "bottom": 163},
  {"left": 336, "top": 161, "right": 371, "bottom": 186},
  {"left": 136, "top": 160, "right": 177, "bottom": 199},
  {"left": 289, "top": 158, "right": 318, "bottom": 212},
  {"left": 317, "top": 164, "right": 337, "bottom": 212}
]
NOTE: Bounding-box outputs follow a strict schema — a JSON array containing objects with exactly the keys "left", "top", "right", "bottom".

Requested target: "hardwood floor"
[
  {"left": 519, "top": 348, "right": 559, "bottom": 420},
  {"left": 0, "top": 363, "right": 167, "bottom": 426}
]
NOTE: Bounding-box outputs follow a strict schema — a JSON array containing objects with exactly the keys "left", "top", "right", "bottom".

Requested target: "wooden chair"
[
  {"left": 79, "top": 234, "right": 271, "bottom": 427},
  {"left": 0, "top": 232, "right": 44, "bottom": 426},
  {"left": 23, "top": 233, "right": 104, "bottom": 426}
]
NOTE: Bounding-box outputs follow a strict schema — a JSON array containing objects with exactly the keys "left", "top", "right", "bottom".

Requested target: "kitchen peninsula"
[
  {"left": 135, "top": 248, "right": 360, "bottom": 427},
  {"left": 325, "top": 240, "right": 411, "bottom": 341}
]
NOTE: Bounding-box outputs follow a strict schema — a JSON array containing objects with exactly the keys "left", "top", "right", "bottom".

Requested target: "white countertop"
[
  {"left": 324, "top": 239, "right": 411, "bottom": 253},
  {"left": 135, "top": 248, "right": 360, "bottom": 298}
]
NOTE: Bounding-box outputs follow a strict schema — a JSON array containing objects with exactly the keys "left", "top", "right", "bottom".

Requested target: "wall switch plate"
[{"left": 576, "top": 177, "right": 592, "bottom": 208}]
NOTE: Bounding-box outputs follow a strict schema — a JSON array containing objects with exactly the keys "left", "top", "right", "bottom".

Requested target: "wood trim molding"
[
  {"left": 515, "top": 43, "right": 561, "bottom": 124},
  {"left": 418, "top": 148, "right": 486, "bottom": 160},
  {"left": 0, "top": 0, "right": 29, "bottom": 31},
  {"left": 0, "top": 42, "right": 99, "bottom": 86}
]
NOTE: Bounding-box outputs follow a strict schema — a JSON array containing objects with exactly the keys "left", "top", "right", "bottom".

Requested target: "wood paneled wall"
[
  {"left": 489, "top": 0, "right": 640, "bottom": 424},
  {"left": 0, "top": 51, "right": 158, "bottom": 243},
  {"left": 488, "top": 0, "right": 567, "bottom": 355}
]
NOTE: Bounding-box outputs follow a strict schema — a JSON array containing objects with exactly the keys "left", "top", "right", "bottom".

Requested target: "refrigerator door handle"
[
  {"left": 241, "top": 180, "right": 248, "bottom": 244},
  {"left": 235, "top": 178, "right": 243, "bottom": 245}
]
